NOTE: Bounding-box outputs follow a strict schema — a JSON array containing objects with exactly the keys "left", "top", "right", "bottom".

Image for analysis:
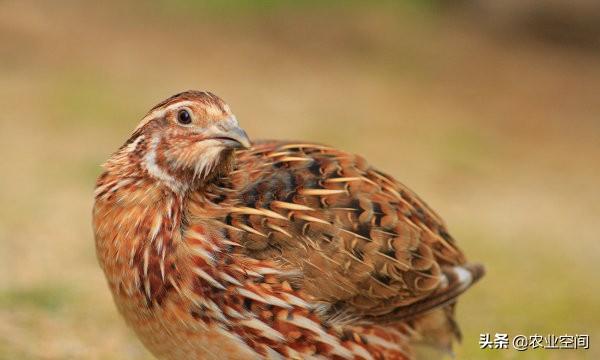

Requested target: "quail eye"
[{"left": 177, "top": 110, "right": 192, "bottom": 125}]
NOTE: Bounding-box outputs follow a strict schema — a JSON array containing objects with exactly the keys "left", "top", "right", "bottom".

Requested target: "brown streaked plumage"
[{"left": 93, "top": 90, "right": 484, "bottom": 360}]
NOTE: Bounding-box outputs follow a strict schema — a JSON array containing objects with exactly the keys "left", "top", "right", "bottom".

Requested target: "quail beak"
[{"left": 210, "top": 126, "right": 251, "bottom": 149}]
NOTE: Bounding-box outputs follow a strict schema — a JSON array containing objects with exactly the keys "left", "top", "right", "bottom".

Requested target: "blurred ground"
[{"left": 1, "top": 1, "right": 599, "bottom": 359}]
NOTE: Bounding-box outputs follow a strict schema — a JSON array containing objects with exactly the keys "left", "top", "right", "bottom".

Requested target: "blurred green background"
[{"left": 1, "top": 1, "right": 599, "bottom": 359}]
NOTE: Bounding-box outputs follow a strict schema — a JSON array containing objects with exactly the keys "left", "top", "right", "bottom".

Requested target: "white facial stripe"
[
  {"left": 144, "top": 136, "right": 184, "bottom": 192},
  {"left": 135, "top": 101, "right": 234, "bottom": 132},
  {"left": 125, "top": 134, "right": 145, "bottom": 153},
  {"left": 157, "top": 101, "right": 197, "bottom": 116},
  {"left": 135, "top": 101, "right": 199, "bottom": 132}
]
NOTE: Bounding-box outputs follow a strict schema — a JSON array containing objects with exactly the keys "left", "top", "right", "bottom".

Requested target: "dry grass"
[{"left": 1, "top": 1, "right": 599, "bottom": 359}]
